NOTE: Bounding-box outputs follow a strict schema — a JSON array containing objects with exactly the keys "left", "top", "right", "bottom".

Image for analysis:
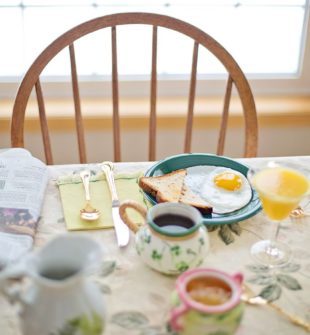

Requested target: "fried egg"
[{"left": 185, "top": 165, "right": 252, "bottom": 214}]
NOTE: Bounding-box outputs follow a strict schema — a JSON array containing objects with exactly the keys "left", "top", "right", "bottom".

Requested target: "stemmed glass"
[{"left": 247, "top": 161, "right": 310, "bottom": 267}]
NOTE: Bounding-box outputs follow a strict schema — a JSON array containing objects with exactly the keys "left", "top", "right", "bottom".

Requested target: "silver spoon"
[
  {"left": 242, "top": 284, "right": 310, "bottom": 332},
  {"left": 290, "top": 199, "right": 310, "bottom": 218},
  {"left": 79, "top": 170, "right": 100, "bottom": 221}
]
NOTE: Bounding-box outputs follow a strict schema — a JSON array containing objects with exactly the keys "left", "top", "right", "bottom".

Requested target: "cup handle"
[
  {"left": 170, "top": 302, "right": 189, "bottom": 332},
  {"left": 119, "top": 200, "right": 147, "bottom": 233}
]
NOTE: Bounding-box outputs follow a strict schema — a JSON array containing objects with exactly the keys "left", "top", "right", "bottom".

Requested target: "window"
[{"left": 0, "top": 0, "right": 309, "bottom": 97}]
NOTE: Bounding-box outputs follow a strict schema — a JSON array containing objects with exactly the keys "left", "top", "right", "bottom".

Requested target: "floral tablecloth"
[{"left": 1, "top": 157, "right": 310, "bottom": 335}]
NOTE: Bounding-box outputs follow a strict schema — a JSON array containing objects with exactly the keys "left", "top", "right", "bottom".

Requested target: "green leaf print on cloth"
[
  {"left": 207, "top": 222, "right": 242, "bottom": 245},
  {"left": 111, "top": 311, "right": 174, "bottom": 335},
  {"left": 246, "top": 262, "right": 302, "bottom": 302},
  {"left": 111, "top": 311, "right": 150, "bottom": 329}
]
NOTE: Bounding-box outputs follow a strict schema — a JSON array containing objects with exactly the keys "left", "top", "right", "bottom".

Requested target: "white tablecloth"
[{"left": 1, "top": 157, "right": 310, "bottom": 335}]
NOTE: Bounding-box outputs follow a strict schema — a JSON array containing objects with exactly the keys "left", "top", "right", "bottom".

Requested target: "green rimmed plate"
[{"left": 143, "top": 153, "right": 262, "bottom": 226}]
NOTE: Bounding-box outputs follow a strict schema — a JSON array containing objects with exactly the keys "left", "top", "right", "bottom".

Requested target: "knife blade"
[{"left": 100, "top": 161, "right": 130, "bottom": 247}]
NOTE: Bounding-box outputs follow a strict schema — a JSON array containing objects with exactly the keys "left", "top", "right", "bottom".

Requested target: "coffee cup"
[
  {"left": 169, "top": 268, "right": 244, "bottom": 335},
  {"left": 119, "top": 200, "right": 210, "bottom": 275}
]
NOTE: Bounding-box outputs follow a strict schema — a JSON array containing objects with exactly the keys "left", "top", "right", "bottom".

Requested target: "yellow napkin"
[{"left": 56, "top": 171, "right": 150, "bottom": 231}]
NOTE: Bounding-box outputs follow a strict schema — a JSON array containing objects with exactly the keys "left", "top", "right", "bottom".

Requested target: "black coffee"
[
  {"left": 153, "top": 214, "right": 195, "bottom": 233},
  {"left": 40, "top": 266, "right": 79, "bottom": 280}
]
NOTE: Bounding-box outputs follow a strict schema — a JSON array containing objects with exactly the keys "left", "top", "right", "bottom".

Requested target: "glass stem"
[{"left": 270, "top": 220, "right": 281, "bottom": 249}]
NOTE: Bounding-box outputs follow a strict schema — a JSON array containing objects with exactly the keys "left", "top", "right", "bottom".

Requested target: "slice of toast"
[
  {"left": 180, "top": 184, "right": 213, "bottom": 214},
  {"left": 139, "top": 169, "right": 212, "bottom": 214},
  {"left": 139, "top": 169, "right": 186, "bottom": 203}
]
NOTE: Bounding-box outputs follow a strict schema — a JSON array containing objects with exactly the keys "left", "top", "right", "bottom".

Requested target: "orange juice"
[{"left": 252, "top": 167, "right": 309, "bottom": 220}]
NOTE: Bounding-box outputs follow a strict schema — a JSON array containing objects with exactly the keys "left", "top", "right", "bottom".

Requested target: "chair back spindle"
[
  {"left": 217, "top": 75, "right": 233, "bottom": 156},
  {"left": 184, "top": 41, "right": 199, "bottom": 154},
  {"left": 149, "top": 25, "right": 158, "bottom": 161},
  {"left": 69, "top": 43, "right": 87, "bottom": 164},
  {"left": 111, "top": 26, "right": 121, "bottom": 162},
  {"left": 35, "top": 79, "right": 53, "bottom": 165}
]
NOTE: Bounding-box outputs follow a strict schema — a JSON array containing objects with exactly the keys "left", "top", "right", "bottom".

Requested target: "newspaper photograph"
[{"left": 0, "top": 148, "right": 49, "bottom": 268}]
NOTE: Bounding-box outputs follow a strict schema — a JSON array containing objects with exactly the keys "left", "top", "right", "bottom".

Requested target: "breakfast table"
[{"left": 0, "top": 155, "right": 310, "bottom": 335}]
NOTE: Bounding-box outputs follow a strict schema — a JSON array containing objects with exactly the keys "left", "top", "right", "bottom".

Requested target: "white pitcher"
[{"left": 0, "top": 234, "right": 106, "bottom": 335}]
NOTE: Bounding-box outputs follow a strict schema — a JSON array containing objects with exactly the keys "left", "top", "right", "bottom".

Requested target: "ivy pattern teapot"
[{"left": 119, "top": 201, "right": 210, "bottom": 275}]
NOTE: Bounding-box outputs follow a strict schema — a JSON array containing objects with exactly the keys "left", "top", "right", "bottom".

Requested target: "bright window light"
[{"left": 0, "top": 0, "right": 308, "bottom": 81}]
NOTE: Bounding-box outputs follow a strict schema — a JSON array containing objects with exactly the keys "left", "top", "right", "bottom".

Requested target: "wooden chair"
[{"left": 11, "top": 12, "right": 258, "bottom": 164}]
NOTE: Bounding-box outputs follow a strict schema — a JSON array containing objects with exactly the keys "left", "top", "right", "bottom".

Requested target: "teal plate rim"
[{"left": 143, "top": 153, "right": 262, "bottom": 226}]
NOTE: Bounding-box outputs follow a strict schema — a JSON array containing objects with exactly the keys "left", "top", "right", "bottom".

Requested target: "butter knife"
[{"left": 100, "top": 161, "right": 130, "bottom": 247}]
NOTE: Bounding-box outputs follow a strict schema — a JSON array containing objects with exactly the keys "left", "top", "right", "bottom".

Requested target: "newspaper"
[{"left": 0, "top": 148, "right": 49, "bottom": 268}]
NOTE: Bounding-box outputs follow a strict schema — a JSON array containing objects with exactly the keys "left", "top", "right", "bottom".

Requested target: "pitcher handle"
[
  {"left": 0, "top": 258, "right": 30, "bottom": 306},
  {"left": 119, "top": 200, "right": 147, "bottom": 233}
]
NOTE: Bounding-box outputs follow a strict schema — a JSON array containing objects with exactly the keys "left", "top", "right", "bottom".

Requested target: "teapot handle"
[
  {"left": 119, "top": 200, "right": 147, "bottom": 233},
  {"left": 170, "top": 302, "right": 189, "bottom": 332}
]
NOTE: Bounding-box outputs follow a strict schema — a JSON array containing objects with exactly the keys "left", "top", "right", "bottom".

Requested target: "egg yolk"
[{"left": 214, "top": 172, "right": 243, "bottom": 191}]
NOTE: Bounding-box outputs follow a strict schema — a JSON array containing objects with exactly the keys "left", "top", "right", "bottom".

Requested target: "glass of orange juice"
[{"left": 248, "top": 162, "right": 310, "bottom": 267}]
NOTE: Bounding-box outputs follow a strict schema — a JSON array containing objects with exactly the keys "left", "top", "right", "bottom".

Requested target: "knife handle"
[{"left": 101, "top": 162, "right": 119, "bottom": 204}]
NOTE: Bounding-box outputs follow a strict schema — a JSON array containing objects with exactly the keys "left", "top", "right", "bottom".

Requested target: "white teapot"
[{"left": 0, "top": 234, "right": 106, "bottom": 335}]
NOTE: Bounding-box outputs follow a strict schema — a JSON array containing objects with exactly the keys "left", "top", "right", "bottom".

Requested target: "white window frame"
[{"left": 0, "top": 1, "right": 309, "bottom": 99}]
